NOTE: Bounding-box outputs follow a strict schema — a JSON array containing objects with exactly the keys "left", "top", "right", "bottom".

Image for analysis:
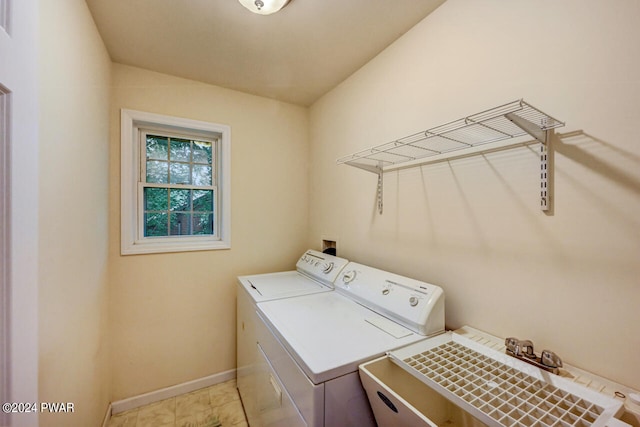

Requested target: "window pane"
[
  {"left": 170, "top": 212, "right": 191, "bottom": 235},
  {"left": 170, "top": 162, "right": 191, "bottom": 184},
  {"left": 193, "top": 213, "right": 214, "bottom": 235},
  {"left": 170, "top": 189, "right": 191, "bottom": 211},
  {"left": 138, "top": 131, "right": 220, "bottom": 240},
  {"left": 144, "top": 187, "right": 168, "bottom": 210},
  {"left": 145, "top": 212, "right": 168, "bottom": 237},
  {"left": 193, "top": 190, "right": 213, "bottom": 211},
  {"left": 192, "top": 165, "right": 212, "bottom": 186},
  {"left": 146, "top": 135, "right": 168, "bottom": 160},
  {"left": 193, "top": 141, "right": 212, "bottom": 164},
  {"left": 170, "top": 138, "right": 191, "bottom": 162},
  {"left": 146, "top": 160, "right": 168, "bottom": 183}
]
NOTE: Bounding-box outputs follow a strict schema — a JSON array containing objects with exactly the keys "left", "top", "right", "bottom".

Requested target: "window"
[
  {"left": 121, "top": 109, "right": 230, "bottom": 254},
  {"left": 142, "top": 132, "right": 216, "bottom": 237}
]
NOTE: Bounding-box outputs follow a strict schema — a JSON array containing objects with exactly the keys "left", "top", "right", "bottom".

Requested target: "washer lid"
[
  {"left": 238, "top": 271, "right": 331, "bottom": 303},
  {"left": 237, "top": 249, "right": 350, "bottom": 303},
  {"left": 258, "top": 291, "right": 429, "bottom": 384}
]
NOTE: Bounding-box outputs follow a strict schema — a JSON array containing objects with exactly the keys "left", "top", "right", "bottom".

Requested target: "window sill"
[{"left": 121, "top": 237, "right": 230, "bottom": 255}]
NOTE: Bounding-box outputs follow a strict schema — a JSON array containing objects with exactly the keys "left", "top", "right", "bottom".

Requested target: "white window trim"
[{"left": 121, "top": 109, "right": 231, "bottom": 255}]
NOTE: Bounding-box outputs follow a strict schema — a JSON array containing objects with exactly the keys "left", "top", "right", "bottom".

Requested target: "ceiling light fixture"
[{"left": 238, "top": 0, "right": 290, "bottom": 15}]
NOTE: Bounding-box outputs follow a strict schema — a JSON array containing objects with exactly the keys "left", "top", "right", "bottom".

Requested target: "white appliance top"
[
  {"left": 237, "top": 249, "right": 349, "bottom": 303},
  {"left": 259, "top": 291, "right": 427, "bottom": 384},
  {"left": 257, "top": 262, "right": 445, "bottom": 384}
]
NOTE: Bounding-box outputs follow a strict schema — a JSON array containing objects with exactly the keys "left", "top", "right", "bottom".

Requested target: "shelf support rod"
[
  {"left": 376, "top": 166, "right": 383, "bottom": 214},
  {"left": 344, "top": 162, "right": 382, "bottom": 175},
  {"left": 504, "top": 112, "right": 548, "bottom": 144},
  {"left": 504, "top": 112, "right": 554, "bottom": 212},
  {"left": 539, "top": 134, "right": 554, "bottom": 212},
  {"left": 345, "top": 161, "right": 384, "bottom": 214}
]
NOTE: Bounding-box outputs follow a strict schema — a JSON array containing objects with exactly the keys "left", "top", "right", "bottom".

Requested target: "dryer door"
[{"left": 256, "top": 344, "right": 307, "bottom": 427}]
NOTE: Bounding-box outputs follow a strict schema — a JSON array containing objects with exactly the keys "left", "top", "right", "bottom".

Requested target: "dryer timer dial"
[{"left": 342, "top": 270, "right": 357, "bottom": 283}]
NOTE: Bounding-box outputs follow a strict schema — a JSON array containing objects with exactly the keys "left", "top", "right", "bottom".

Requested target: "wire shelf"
[
  {"left": 336, "top": 99, "right": 565, "bottom": 214},
  {"left": 336, "top": 99, "right": 564, "bottom": 171}
]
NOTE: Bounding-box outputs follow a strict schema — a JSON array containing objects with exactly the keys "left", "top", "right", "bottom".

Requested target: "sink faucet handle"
[
  {"left": 516, "top": 340, "right": 536, "bottom": 359},
  {"left": 505, "top": 337, "right": 519, "bottom": 354},
  {"left": 541, "top": 350, "right": 563, "bottom": 369}
]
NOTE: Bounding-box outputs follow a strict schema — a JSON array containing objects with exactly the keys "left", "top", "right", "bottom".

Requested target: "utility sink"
[{"left": 360, "top": 329, "right": 628, "bottom": 427}]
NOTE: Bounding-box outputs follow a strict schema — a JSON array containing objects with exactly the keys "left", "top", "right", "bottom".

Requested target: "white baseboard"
[
  {"left": 110, "top": 369, "right": 236, "bottom": 415},
  {"left": 102, "top": 403, "right": 112, "bottom": 427}
]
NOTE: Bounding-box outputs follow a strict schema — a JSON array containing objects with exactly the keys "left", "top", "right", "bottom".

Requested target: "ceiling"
[{"left": 85, "top": 0, "right": 446, "bottom": 106}]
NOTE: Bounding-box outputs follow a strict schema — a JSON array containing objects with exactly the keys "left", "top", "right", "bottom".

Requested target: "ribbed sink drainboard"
[{"left": 401, "top": 341, "right": 606, "bottom": 427}]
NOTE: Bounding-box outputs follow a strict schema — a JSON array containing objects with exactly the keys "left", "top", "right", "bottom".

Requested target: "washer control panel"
[
  {"left": 336, "top": 262, "right": 444, "bottom": 337},
  {"left": 295, "top": 250, "right": 349, "bottom": 286}
]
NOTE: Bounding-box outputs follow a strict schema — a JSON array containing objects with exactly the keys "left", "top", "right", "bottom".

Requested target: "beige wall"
[
  {"left": 109, "top": 64, "right": 309, "bottom": 400},
  {"left": 309, "top": 0, "right": 640, "bottom": 390},
  {"left": 38, "top": 0, "right": 112, "bottom": 425}
]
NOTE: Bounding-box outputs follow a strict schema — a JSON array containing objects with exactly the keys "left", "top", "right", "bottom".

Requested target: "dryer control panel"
[{"left": 335, "top": 262, "right": 444, "bottom": 337}]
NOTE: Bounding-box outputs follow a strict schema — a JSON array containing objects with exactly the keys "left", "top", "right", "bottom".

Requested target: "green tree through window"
[{"left": 143, "top": 134, "right": 215, "bottom": 237}]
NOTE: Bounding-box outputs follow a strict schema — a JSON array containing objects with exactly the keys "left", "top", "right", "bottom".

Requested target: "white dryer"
[
  {"left": 256, "top": 262, "right": 445, "bottom": 427},
  {"left": 236, "top": 249, "right": 349, "bottom": 427}
]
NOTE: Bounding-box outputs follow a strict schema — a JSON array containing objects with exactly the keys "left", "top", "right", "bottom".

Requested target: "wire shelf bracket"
[{"left": 337, "top": 99, "right": 565, "bottom": 214}]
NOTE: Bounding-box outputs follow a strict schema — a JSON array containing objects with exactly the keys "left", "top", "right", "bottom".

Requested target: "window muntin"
[{"left": 140, "top": 132, "right": 217, "bottom": 239}]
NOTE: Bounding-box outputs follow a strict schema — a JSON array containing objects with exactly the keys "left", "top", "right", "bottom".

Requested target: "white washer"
[
  {"left": 237, "top": 249, "right": 349, "bottom": 427},
  {"left": 256, "top": 262, "right": 445, "bottom": 427}
]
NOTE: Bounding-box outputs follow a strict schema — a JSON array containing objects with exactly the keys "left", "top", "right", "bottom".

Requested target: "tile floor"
[{"left": 108, "top": 379, "right": 248, "bottom": 427}]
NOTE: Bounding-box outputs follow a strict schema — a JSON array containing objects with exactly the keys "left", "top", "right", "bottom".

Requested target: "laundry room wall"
[
  {"left": 309, "top": 0, "right": 640, "bottom": 390},
  {"left": 38, "top": 0, "right": 112, "bottom": 425},
  {"left": 108, "top": 64, "right": 310, "bottom": 400}
]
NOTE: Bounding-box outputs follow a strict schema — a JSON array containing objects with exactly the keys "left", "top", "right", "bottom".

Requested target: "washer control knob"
[
  {"left": 323, "top": 262, "right": 334, "bottom": 274},
  {"left": 409, "top": 296, "right": 419, "bottom": 307},
  {"left": 342, "top": 270, "right": 357, "bottom": 283}
]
